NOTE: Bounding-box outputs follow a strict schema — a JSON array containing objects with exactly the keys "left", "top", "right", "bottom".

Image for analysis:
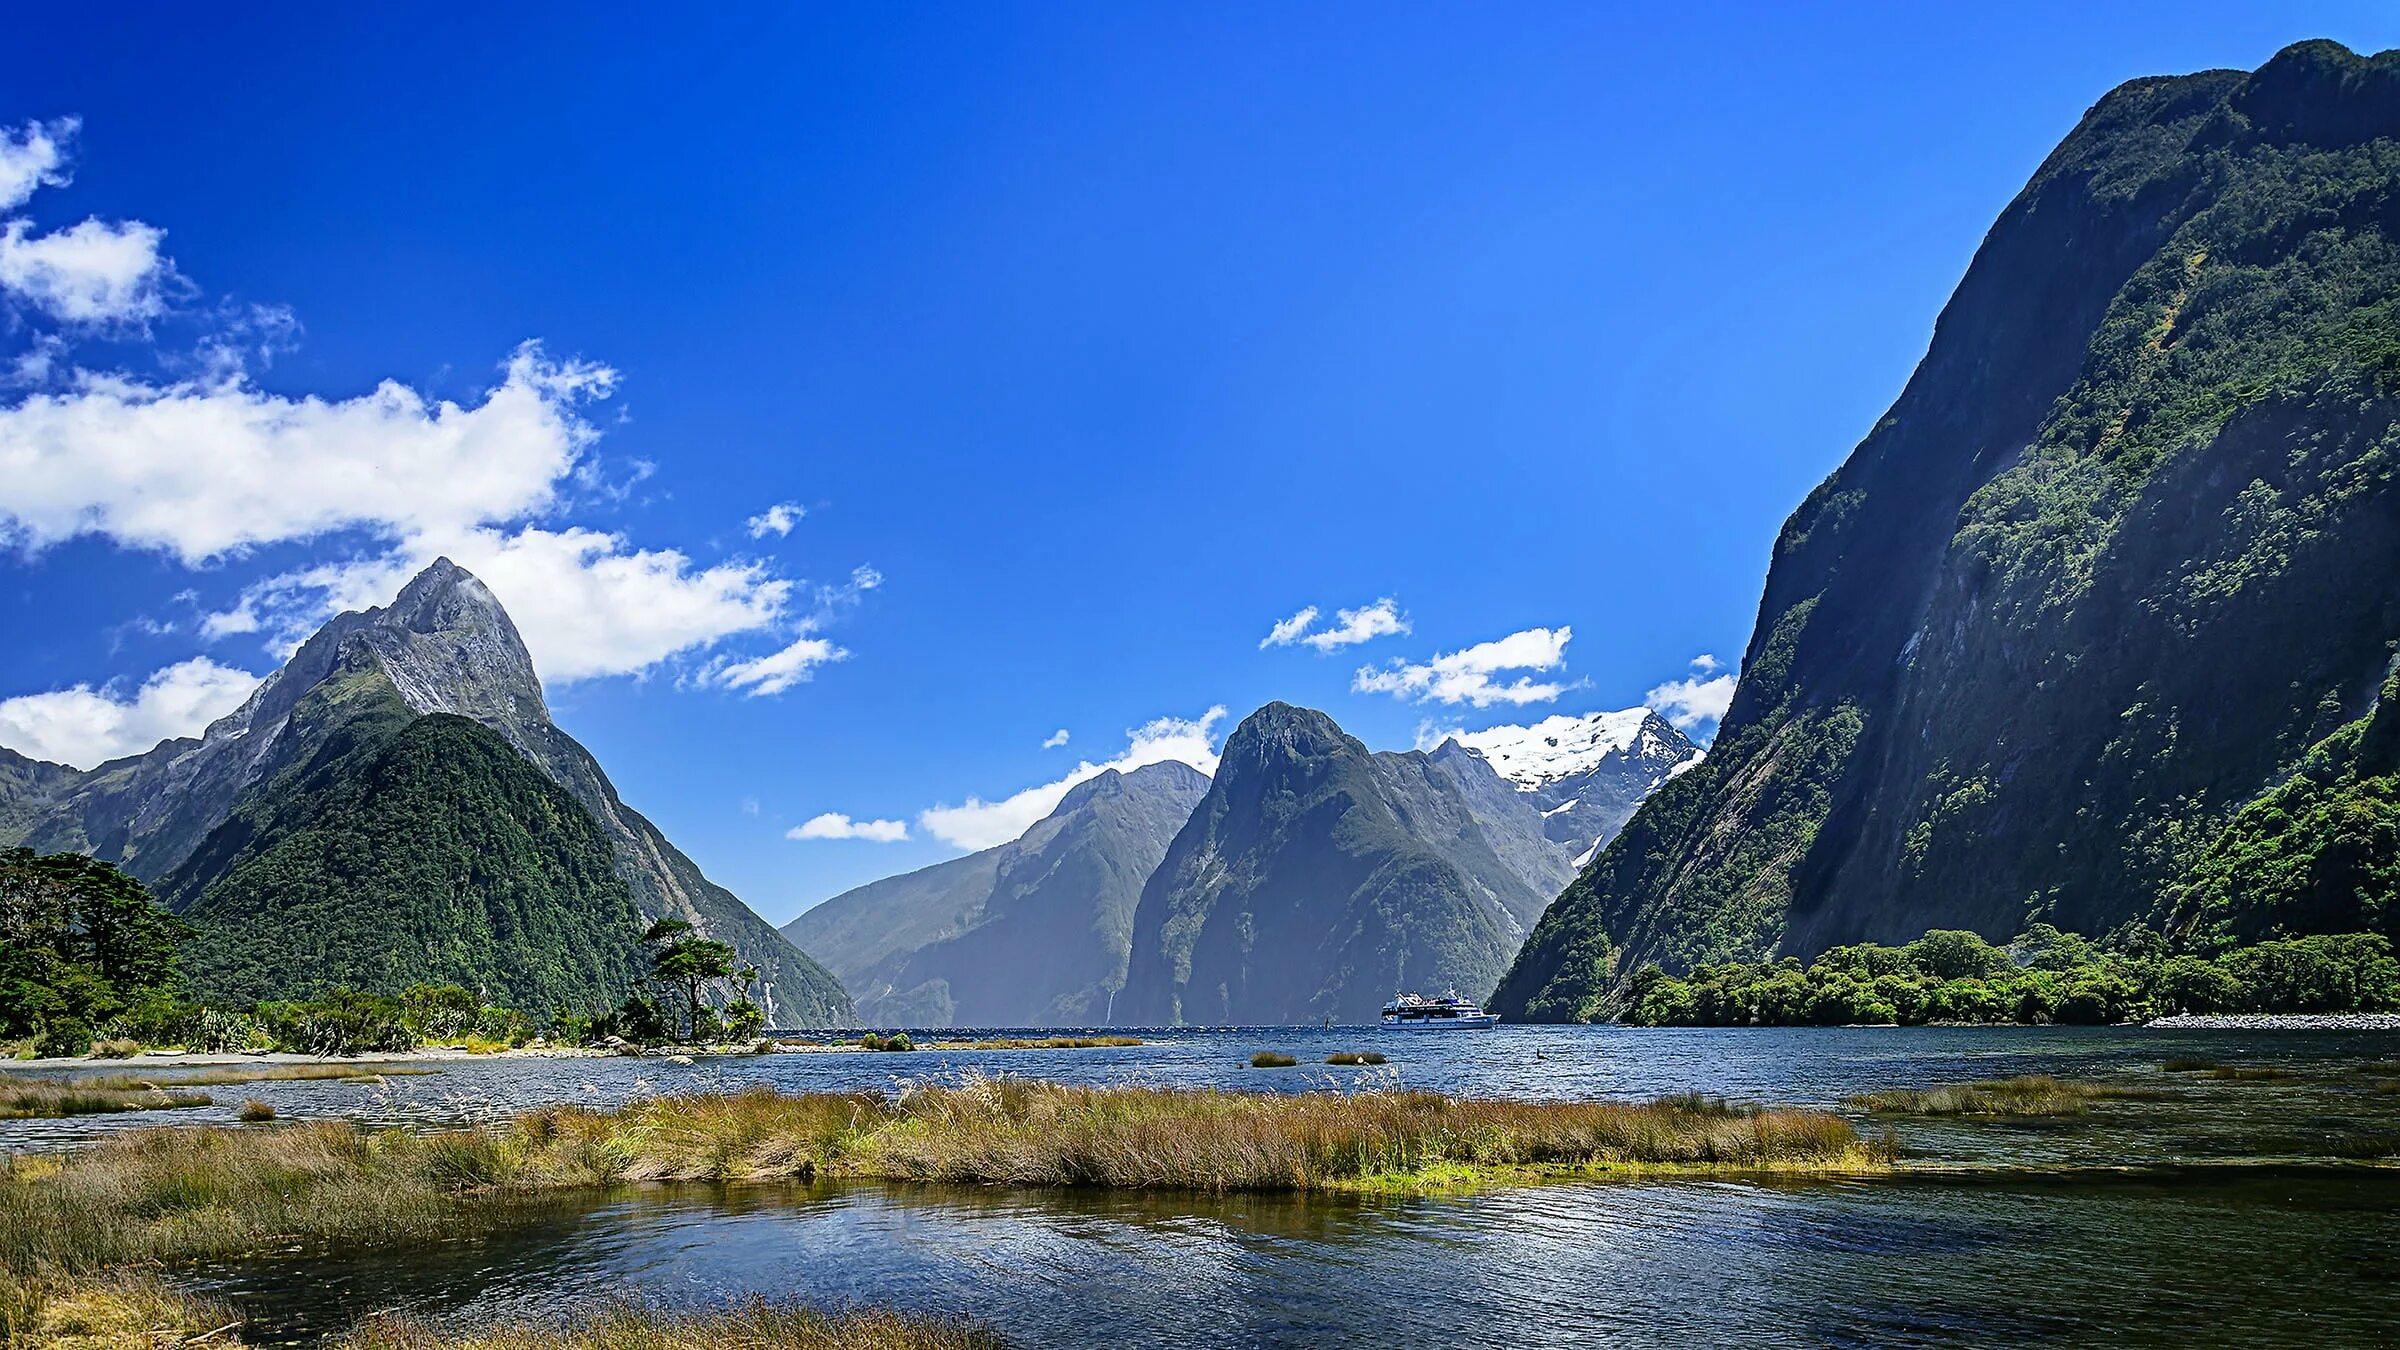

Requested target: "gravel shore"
[{"left": 2145, "top": 1012, "right": 2400, "bottom": 1031}]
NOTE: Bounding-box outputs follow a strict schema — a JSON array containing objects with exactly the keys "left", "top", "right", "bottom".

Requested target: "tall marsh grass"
[{"left": 0, "top": 1082, "right": 1881, "bottom": 1286}]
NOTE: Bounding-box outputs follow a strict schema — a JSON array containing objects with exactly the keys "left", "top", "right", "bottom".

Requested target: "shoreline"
[{"left": 2142, "top": 1012, "right": 2400, "bottom": 1031}]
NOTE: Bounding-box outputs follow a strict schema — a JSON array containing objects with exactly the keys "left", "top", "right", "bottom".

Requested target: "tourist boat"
[{"left": 1379, "top": 990, "right": 1500, "bottom": 1029}]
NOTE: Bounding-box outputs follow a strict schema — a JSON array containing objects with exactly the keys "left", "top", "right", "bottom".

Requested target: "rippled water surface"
[{"left": 10, "top": 1026, "right": 2400, "bottom": 1346}]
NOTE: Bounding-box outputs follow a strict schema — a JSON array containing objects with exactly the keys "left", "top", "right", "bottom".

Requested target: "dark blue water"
[{"left": 13, "top": 1026, "right": 2400, "bottom": 1347}]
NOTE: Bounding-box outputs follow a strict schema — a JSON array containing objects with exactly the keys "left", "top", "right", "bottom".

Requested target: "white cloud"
[
  {"left": 1353, "top": 626, "right": 1576, "bottom": 708},
  {"left": 746, "top": 502, "right": 804, "bottom": 538},
  {"left": 919, "top": 707, "right": 1224, "bottom": 850},
  {"left": 205, "top": 524, "right": 800, "bottom": 685},
  {"left": 0, "top": 344, "right": 610, "bottom": 562},
  {"left": 1259, "top": 606, "right": 1318, "bottom": 649},
  {"left": 0, "top": 656, "right": 258, "bottom": 769},
  {"left": 700, "top": 632, "right": 846, "bottom": 697},
  {"left": 1042, "top": 728, "right": 1070, "bottom": 749},
  {"left": 788, "top": 812, "right": 909, "bottom": 843},
  {"left": 0, "top": 119, "right": 74, "bottom": 212},
  {"left": 1645, "top": 656, "right": 1739, "bottom": 735},
  {"left": 1260, "top": 598, "right": 1410, "bottom": 653},
  {"left": 0, "top": 217, "right": 174, "bottom": 324}
]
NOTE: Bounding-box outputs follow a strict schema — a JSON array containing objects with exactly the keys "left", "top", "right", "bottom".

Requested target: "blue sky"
[{"left": 1, "top": 3, "right": 2393, "bottom": 921}]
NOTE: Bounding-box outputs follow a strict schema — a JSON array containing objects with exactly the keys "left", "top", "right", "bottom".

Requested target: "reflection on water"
[
  {"left": 11, "top": 1026, "right": 2400, "bottom": 1346},
  {"left": 189, "top": 1170, "right": 2400, "bottom": 1348}
]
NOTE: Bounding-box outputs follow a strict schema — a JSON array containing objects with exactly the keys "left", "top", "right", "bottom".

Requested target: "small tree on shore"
[{"left": 643, "top": 919, "right": 739, "bottom": 1042}]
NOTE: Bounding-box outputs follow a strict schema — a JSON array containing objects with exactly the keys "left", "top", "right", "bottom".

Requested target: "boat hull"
[{"left": 1379, "top": 1014, "right": 1499, "bottom": 1030}]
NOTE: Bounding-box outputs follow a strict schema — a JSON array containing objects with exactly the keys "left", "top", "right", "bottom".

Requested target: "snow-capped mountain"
[{"left": 1434, "top": 708, "right": 1700, "bottom": 865}]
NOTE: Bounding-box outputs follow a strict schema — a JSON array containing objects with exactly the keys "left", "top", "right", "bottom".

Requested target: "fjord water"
[{"left": 11, "top": 1026, "right": 2400, "bottom": 1346}]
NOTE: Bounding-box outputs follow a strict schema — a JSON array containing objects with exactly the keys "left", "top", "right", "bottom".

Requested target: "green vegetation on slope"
[
  {"left": 1495, "top": 42, "right": 2400, "bottom": 1020},
  {"left": 170, "top": 691, "right": 649, "bottom": 1015}
]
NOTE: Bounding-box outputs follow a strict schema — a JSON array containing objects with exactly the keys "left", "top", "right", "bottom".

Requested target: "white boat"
[{"left": 1380, "top": 990, "right": 1499, "bottom": 1029}]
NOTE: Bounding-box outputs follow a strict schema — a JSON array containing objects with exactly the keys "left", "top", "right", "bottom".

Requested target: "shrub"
[
  {"left": 860, "top": 1032, "right": 916, "bottom": 1052},
  {"left": 88, "top": 1038, "right": 142, "bottom": 1059},
  {"left": 256, "top": 989, "right": 413, "bottom": 1056},
  {"left": 33, "top": 1017, "right": 92, "bottom": 1059}
]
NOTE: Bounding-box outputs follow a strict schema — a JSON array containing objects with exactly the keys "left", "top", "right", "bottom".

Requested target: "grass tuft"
[
  {"left": 1248, "top": 1052, "right": 1298, "bottom": 1068},
  {"left": 0, "top": 1270, "right": 239, "bottom": 1348},
  {"left": 2159, "top": 1058, "right": 2222, "bottom": 1073},
  {"left": 859, "top": 1033, "right": 917, "bottom": 1053},
  {"left": 1845, "top": 1076, "right": 2156, "bottom": 1117},
  {"left": 0, "top": 1079, "right": 212, "bottom": 1120},
  {"left": 1325, "top": 1052, "right": 1387, "bottom": 1066},
  {"left": 2201, "top": 1066, "right": 2302, "bottom": 1082},
  {"left": 236, "top": 1099, "right": 277, "bottom": 1123}
]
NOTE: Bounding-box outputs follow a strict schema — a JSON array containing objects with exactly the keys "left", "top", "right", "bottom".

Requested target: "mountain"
[
  {"left": 1114, "top": 703, "right": 1568, "bottom": 1025},
  {"left": 0, "top": 560, "right": 850, "bottom": 1023},
  {"left": 784, "top": 760, "right": 1211, "bottom": 1026},
  {"left": 1494, "top": 41, "right": 2400, "bottom": 1021},
  {"left": 1434, "top": 710, "right": 1700, "bottom": 864}
]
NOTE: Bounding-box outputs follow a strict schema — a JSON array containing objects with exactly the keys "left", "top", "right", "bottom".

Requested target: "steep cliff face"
[
  {"left": 0, "top": 560, "right": 850, "bottom": 1023},
  {"left": 1115, "top": 703, "right": 1562, "bottom": 1025},
  {"left": 788, "top": 761, "right": 1212, "bottom": 1026},
  {"left": 1496, "top": 41, "right": 2400, "bottom": 1021}
]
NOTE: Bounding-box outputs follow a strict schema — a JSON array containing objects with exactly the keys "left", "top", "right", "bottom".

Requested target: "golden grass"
[
  {"left": 1845, "top": 1076, "right": 2158, "bottom": 1117},
  {"left": 0, "top": 1270, "right": 239, "bottom": 1348},
  {"left": 0, "top": 1082, "right": 1883, "bottom": 1284},
  {"left": 1325, "top": 1052, "right": 1386, "bottom": 1066},
  {"left": 932, "top": 1037, "right": 1144, "bottom": 1051},
  {"left": 236, "top": 1099, "right": 276, "bottom": 1123},
  {"left": 1248, "top": 1052, "right": 1297, "bottom": 1068},
  {"left": 0, "top": 1079, "right": 212, "bottom": 1120},
  {"left": 330, "top": 1300, "right": 998, "bottom": 1350}
]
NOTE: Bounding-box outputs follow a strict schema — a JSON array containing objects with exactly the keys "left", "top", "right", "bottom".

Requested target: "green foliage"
[
  {"left": 859, "top": 1031, "right": 916, "bottom": 1052},
  {"left": 255, "top": 989, "right": 416, "bottom": 1056},
  {"left": 173, "top": 707, "right": 651, "bottom": 1018},
  {"left": 1620, "top": 926, "right": 2400, "bottom": 1026},
  {"left": 0, "top": 848, "right": 190, "bottom": 1051}
]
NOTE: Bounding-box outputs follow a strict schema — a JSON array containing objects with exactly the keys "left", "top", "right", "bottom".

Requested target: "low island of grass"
[
  {"left": 0, "top": 1081, "right": 1881, "bottom": 1345},
  {"left": 1844, "top": 1075, "right": 2158, "bottom": 1117}
]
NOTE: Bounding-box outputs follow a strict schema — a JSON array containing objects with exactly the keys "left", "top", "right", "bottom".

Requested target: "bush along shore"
[{"left": 1618, "top": 927, "right": 2400, "bottom": 1027}]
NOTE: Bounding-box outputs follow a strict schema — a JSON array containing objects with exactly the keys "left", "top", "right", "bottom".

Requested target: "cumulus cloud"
[
  {"left": 1645, "top": 655, "right": 1739, "bottom": 736},
  {"left": 1353, "top": 626, "right": 1577, "bottom": 708},
  {"left": 746, "top": 502, "right": 804, "bottom": 538},
  {"left": 0, "top": 126, "right": 869, "bottom": 697},
  {"left": 1042, "top": 728, "right": 1070, "bottom": 749},
  {"left": 919, "top": 707, "right": 1224, "bottom": 850},
  {"left": 0, "top": 344, "right": 610, "bottom": 562},
  {"left": 788, "top": 812, "right": 908, "bottom": 843},
  {"left": 0, "top": 656, "right": 258, "bottom": 768},
  {"left": 0, "top": 119, "right": 73, "bottom": 212},
  {"left": 1260, "top": 598, "right": 1410, "bottom": 653},
  {"left": 0, "top": 217, "right": 174, "bottom": 324},
  {"left": 0, "top": 120, "right": 176, "bottom": 325}
]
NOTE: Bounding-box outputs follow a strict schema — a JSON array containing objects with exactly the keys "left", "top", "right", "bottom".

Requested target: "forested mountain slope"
[{"left": 1497, "top": 40, "right": 2400, "bottom": 1020}]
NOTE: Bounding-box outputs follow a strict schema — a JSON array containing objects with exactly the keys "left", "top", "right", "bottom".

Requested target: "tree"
[
  {"left": 0, "top": 849, "right": 191, "bottom": 1045},
  {"left": 644, "top": 918, "right": 739, "bottom": 1042}
]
